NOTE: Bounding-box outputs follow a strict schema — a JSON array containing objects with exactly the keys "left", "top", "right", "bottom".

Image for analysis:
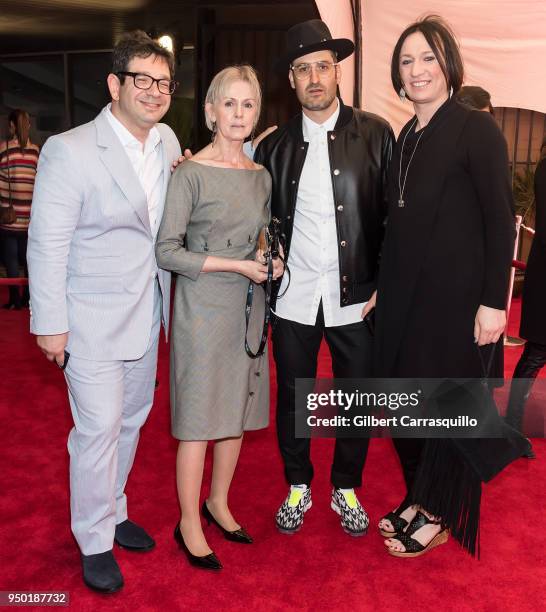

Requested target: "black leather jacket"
[{"left": 255, "top": 100, "right": 394, "bottom": 308}]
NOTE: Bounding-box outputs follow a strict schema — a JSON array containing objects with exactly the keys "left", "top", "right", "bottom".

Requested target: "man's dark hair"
[
  {"left": 455, "top": 85, "right": 494, "bottom": 115},
  {"left": 112, "top": 30, "right": 175, "bottom": 81},
  {"left": 391, "top": 15, "right": 464, "bottom": 100}
]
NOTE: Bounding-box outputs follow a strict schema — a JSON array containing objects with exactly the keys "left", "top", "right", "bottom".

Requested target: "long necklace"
[{"left": 398, "top": 117, "right": 425, "bottom": 207}]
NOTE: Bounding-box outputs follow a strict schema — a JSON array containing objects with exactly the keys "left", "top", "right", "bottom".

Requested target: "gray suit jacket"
[{"left": 27, "top": 108, "right": 181, "bottom": 360}]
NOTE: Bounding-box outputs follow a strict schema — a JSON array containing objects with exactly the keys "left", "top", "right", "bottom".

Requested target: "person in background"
[
  {"left": 255, "top": 19, "right": 394, "bottom": 537},
  {"left": 505, "top": 139, "right": 546, "bottom": 456},
  {"left": 455, "top": 85, "right": 494, "bottom": 114},
  {"left": 0, "top": 110, "right": 39, "bottom": 309}
]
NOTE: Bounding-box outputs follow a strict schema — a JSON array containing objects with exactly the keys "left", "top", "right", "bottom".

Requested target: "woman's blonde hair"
[{"left": 204, "top": 65, "right": 262, "bottom": 131}]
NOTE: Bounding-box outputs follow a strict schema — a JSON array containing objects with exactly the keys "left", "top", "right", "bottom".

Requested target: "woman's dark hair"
[
  {"left": 8, "top": 109, "right": 30, "bottom": 148},
  {"left": 541, "top": 138, "right": 546, "bottom": 161},
  {"left": 112, "top": 30, "right": 175, "bottom": 81},
  {"left": 391, "top": 15, "right": 464, "bottom": 99},
  {"left": 455, "top": 86, "right": 494, "bottom": 115}
]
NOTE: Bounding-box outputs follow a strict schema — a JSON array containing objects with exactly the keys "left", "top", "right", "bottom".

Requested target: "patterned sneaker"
[
  {"left": 331, "top": 488, "right": 369, "bottom": 537},
  {"left": 275, "top": 485, "right": 312, "bottom": 534}
]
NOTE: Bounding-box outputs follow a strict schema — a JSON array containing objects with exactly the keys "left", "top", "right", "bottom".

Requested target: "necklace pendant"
[{"left": 398, "top": 199, "right": 405, "bottom": 207}]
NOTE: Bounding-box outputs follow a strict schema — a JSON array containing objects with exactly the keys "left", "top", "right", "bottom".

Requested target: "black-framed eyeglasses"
[
  {"left": 117, "top": 71, "right": 179, "bottom": 95},
  {"left": 290, "top": 61, "right": 339, "bottom": 80}
]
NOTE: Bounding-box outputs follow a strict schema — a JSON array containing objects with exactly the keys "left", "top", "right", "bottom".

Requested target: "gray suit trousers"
[{"left": 64, "top": 280, "right": 161, "bottom": 555}]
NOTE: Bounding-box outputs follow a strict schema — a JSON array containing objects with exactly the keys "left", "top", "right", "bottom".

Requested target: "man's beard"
[{"left": 301, "top": 87, "right": 336, "bottom": 112}]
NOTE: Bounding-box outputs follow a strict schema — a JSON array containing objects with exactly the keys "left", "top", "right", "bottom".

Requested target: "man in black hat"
[{"left": 254, "top": 19, "right": 394, "bottom": 536}]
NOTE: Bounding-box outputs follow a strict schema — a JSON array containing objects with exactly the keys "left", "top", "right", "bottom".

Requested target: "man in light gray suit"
[{"left": 27, "top": 31, "right": 181, "bottom": 593}]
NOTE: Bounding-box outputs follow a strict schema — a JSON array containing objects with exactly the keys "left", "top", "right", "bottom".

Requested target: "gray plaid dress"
[{"left": 156, "top": 160, "right": 271, "bottom": 440}]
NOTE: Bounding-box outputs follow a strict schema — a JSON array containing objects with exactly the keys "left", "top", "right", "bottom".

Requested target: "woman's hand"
[
  {"left": 255, "top": 246, "right": 284, "bottom": 280},
  {"left": 271, "top": 255, "right": 284, "bottom": 280},
  {"left": 474, "top": 305, "right": 506, "bottom": 346},
  {"left": 238, "top": 260, "right": 269, "bottom": 283},
  {"left": 171, "top": 149, "right": 193, "bottom": 173},
  {"left": 361, "top": 290, "right": 377, "bottom": 319},
  {"left": 252, "top": 125, "right": 278, "bottom": 149}
]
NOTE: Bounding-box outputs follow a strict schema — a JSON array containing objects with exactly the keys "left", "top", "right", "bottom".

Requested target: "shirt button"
[
  {"left": 342, "top": 275, "right": 348, "bottom": 281},
  {"left": 333, "top": 169, "right": 340, "bottom": 176},
  {"left": 291, "top": 180, "right": 296, "bottom": 184},
  {"left": 337, "top": 205, "right": 344, "bottom": 211},
  {"left": 340, "top": 240, "right": 347, "bottom": 247},
  {"left": 287, "top": 215, "right": 291, "bottom": 220},
  {"left": 342, "top": 287, "right": 347, "bottom": 293},
  {"left": 249, "top": 391, "right": 255, "bottom": 397},
  {"left": 330, "top": 133, "right": 336, "bottom": 140},
  {"left": 301, "top": 146, "right": 305, "bottom": 150}
]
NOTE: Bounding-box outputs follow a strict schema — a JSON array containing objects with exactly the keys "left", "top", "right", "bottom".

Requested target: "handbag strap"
[
  {"left": 476, "top": 342, "right": 497, "bottom": 380},
  {"left": 4, "top": 140, "right": 12, "bottom": 206},
  {"left": 244, "top": 257, "right": 273, "bottom": 359}
]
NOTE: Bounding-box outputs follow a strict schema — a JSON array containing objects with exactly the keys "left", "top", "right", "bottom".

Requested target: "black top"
[{"left": 375, "top": 97, "right": 515, "bottom": 378}]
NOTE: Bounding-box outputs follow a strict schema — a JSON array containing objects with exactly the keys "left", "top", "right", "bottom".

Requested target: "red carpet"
[{"left": 1, "top": 287, "right": 544, "bottom": 611}]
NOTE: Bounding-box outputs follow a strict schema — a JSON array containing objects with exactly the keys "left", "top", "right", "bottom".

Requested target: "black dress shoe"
[
  {"left": 202, "top": 501, "right": 253, "bottom": 543},
  {"left": 114, "top": 520, "right": 155, "bottom": 551},
  {"left": 81, "top": 550, "right": 123, "bottom": 594},
  {"left": 173, "top": 523, "right": 222, "bottom": 570}
]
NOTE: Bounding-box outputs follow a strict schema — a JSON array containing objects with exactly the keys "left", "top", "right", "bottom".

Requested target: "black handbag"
[
  {"left": 451, "top": 345, "right": 531, "bottom": 483},
  {"left": 0, "top": 142, "right": 17, "bottom": 225},
  {"left": 244, "top": 218, "right": 289, "bottom": 359}
]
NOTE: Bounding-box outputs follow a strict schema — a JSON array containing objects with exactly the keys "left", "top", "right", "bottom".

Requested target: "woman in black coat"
[
  {"left": 367, "top": 16, "right": 529, "bottom": 557},
  {"left": 505, "top": 142, "right": 546, "bottom": 444}
]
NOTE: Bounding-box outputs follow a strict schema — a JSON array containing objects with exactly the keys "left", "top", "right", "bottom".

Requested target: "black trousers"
[
  {"left": 272, "top": 304, "right": 373, "bottom": 489},
  {"left": 391, "top": 438, "right": 425, "bottom": 495},
  {"left": 505, "top": 341, "right": 546, "bottom": 432},
  {"left": 1, "top": 230, "right": 29, "bottom": 306}
]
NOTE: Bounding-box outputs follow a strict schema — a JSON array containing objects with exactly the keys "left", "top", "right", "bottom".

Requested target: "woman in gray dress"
[{"left": 156, "top": 65, "right": 282, "bottom": 570}]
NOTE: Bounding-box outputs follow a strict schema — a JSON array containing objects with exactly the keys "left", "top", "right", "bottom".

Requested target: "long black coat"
[
  {"left": 520, "top": 157, "right": 546, "bottom": 344},
  {"left": 375, "top": 99, "right": 515, "bottom": 379}
]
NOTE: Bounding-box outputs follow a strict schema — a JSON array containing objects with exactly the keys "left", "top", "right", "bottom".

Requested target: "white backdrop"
[{"left": 315, "top": 0, "right": 546, "bottom": 134}]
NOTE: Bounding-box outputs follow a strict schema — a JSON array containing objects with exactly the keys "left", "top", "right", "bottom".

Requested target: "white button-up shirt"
[
  {"left": 275, "top": 99, "right": 366, "bottom": 327},
  {"left": 104, "top": 104, "right": 163, "bottom": 237}
]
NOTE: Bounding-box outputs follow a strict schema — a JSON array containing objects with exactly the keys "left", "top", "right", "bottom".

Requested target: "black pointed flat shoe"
[
  {"left": 202, "top": 500, "right": 253, "bottom": 544},
  {"left": 173, "top": 523, "right": 222, "bottom": 570}
]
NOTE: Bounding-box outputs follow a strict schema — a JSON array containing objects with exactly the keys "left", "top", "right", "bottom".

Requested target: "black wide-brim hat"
[{"left": 275, "top": 19, "right": 355, "bottom": 72}]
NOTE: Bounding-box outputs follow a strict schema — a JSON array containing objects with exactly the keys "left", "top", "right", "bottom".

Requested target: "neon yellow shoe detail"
[
  {"left": 342, "top": 490, "right": 358, "bottom": 509},
  {"left": 288, "top": 488, "right": 304, "bottom": 507}
]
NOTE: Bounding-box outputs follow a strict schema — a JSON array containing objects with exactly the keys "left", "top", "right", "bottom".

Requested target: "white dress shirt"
[
  {"left": 275, "top": 99, "right": 366, "bottom": 327},
  {"left": 104, "top": 104, "right": 164, "bottom": 237}
]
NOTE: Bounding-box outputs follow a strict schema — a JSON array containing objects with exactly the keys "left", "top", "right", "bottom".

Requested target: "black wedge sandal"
[
  {"left": 379, "top": 512, "right": 408, "bottom": 538},
  {"left": 386, "top": 511, "right": 448, "bottom": 558},
  {"left": 378, "top": 501, "right": 415, "bottom": 537}
]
